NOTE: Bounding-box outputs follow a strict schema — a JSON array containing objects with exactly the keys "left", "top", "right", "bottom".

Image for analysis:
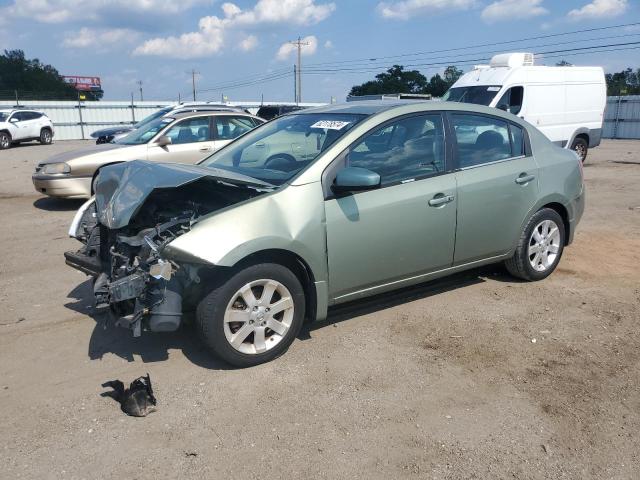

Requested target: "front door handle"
[
  {"left": 515, "top": 173, "right": 535, "bottom": 185},
  {"left": 199, "top": 146, "right": 213, "bottom": 152},
  {"left": 428, "top": 194, "right": 455, "bottom": 207}
]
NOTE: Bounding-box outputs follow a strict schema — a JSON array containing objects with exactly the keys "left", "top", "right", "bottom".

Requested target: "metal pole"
[
  {"left": 293, "top": 65, "right": 297, "bottom": 104},
  {"left": 14, "top": 89, "right": 19, "bottom": 106},
  {"left": 297, "top": 37, "right": 302, "bottom": 104},
  {"left": 77, "top": 91, "right": 85, "bottom": 140},
  {"left": 130, "top": 92, "right": 136, "bottom": 124},
  {"left": 192, "top": 70, "right": 197, "bottom": 101},
  {"left": 137, "top": 80, "right": 143, "bottom": 102}
]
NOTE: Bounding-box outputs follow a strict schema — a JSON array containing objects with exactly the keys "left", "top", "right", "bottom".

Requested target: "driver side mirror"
[
  {"left": 332, "top": 167, "right": 381, "bottom": 194},
  {"left": 9, "top": 117, "right": 18, "bottom": 123},
  {"left": 154, "top": 135, "right": 172, "bottom": 147}
]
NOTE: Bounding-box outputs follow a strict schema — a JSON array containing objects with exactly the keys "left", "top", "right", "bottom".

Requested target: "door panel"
[
  {"left": 326, "top": 175, "right": 457, "bottom": 299},
  {"left": 147, "top": 116, "right": 215, "bottom": 164},
  {"left": 450, "top": 112, "right": 539, "bottom": 264},
  {"left": 454, "top": 156, "right": 539, "bottom": 264},
  {"left": 9, "top": 113, "right": 28, "bottom": 140}
]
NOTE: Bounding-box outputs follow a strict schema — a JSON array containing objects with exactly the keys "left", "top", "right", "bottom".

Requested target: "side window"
[
  {"left": 164, "top": 117, "right": 211, "bottom": 144},
  {"left": 495, "top": 86, "right": 524, "bottom": 115},
  {"left": 510, "top": 124, "right": 525, "bottom": 157},
  {"left": 215, "top": 116, "right": 255, "bottom": 140},
  {"left": 347, "top": 114, "right": 445, "bottom": 185},
  {"left": 452, "top": 114, "right": 513, "bottom": 168},
  {"left": 10, "top": 112, "right": 24, "bottom": 122}
]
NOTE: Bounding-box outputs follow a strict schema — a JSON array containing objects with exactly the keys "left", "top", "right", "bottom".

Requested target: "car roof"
[
  {"left": 168, "top": 111, "right": 259, "bottom": 120},
  {"left": 294, "top": 100, "right": 527, "bottom": 124}
]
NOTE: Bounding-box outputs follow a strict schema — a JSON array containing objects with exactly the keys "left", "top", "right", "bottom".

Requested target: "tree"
[
  {"left": 349, "top": 65, "right": 428, "bottom": 96},
  {"left": 0, "top": 49, "right": 80, "bottom": 100},
  {"left": 605, "top": 68, "right": 640, "bottom": 96},
  {"left": 443, "top": 66, "right": 464, "bottom": 84},
  {"left": 555, "top": 60, "right": 573, "bottom": 66},
  {"left": 349, "top": 65, "right": 464, "bottom": 98}
]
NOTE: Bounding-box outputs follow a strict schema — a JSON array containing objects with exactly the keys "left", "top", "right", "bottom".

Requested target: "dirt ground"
[{"left": 1, "top": 139, "right": 639, "bottom": 479}]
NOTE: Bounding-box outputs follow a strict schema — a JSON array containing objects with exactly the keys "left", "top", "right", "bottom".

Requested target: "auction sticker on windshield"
[{"left": 311, "top": 120, "right": 352, "bottom": 130}]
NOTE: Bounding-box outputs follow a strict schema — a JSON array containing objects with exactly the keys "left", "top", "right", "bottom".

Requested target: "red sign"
[{"left": 63, "top": 75, "right": 102, "bottom": 91}]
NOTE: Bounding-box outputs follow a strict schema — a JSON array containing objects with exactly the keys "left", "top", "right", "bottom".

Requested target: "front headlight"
[{"left": 41, "top": 162, "right": 71, "bottom": 174}]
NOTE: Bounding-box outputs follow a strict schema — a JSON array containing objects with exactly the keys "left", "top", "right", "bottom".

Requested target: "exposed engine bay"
[{"left": 65, "top": 161, "right": 269, "bottom": 336}]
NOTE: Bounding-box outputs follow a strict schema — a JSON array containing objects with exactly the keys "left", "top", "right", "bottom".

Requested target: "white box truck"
[{"left": 443, "top": 52, "right": 607, "bottom": 162}]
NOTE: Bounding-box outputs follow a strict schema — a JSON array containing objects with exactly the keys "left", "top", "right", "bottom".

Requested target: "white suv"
[{"left": 0, "top": 109, "right": 54, "bottom": 149}]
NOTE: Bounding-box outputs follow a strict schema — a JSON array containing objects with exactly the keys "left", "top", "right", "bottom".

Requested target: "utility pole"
[
  {"left": 289, "top": 37, "right": 309, "bottom": 103},
  {"left": 188, "top": 69, "right": 199, "bottom": 101},
  {"left": 293, "top": 65, "right": 297, "bottom": 104},
  {"left": 136, "top": 80, "right": 143, "bottom": 101}
]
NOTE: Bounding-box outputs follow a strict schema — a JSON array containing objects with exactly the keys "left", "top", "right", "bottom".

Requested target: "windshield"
[
  {"left": 0, "top": 112, "right": 9, "bottom": 122},
  {"left": 201, "top": 113, "right": 366, "bottom": 185},
  {"left": 116, "top": 117, "right": 174, "bottom": 145},
  {"left": 442, "top": 86, "right": 502, "bottom": 106},
  {"left": 134, "top": 106, "right": 173, "bottom": 128}
]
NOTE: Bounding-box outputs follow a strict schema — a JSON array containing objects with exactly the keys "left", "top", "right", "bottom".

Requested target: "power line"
[
  {"left": 302, "top": 32, "right": 640, "bottom": 71},
  {"left": 175, "top": 23, "right": 640, "bottom": 96},
  {"left": 303, "top": 44, "right": 640, "bottom": 76},
  {"left": 303, "top": 41, "right": 640, "bottom": 74},
  {"left": 305, "top": 21, "right": 640, "bottom": 68}
]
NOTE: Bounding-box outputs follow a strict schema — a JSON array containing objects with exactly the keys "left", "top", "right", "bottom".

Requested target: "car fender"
[{"left": 162, "top": 182, "right": 328, "bottom": 283}]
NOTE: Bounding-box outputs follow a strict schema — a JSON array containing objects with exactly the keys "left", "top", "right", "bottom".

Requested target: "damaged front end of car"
[{"left": 65, "top": 160, "right": 272, "bottom": 336}]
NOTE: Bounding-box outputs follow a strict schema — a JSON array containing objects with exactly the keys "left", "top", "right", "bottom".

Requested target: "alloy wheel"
[
  {"left": 574, "top": 143, "right": 587, "bottom": 162},
  {"left": 223, "top": 279, "right": 295, "bottom": 355},
  {"left": 528, "top": 219, "right": 561, "bottom": 272},
  {"left": 0, "top": 135, "right": 9, "bottom": 148}
]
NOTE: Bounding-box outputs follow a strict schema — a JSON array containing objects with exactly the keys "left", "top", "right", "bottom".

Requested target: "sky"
[{"left": 0, "top": 0, "right": 639, "bottom": 102}]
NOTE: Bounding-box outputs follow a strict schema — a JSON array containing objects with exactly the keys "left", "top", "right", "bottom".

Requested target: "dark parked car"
[{"left": 256, "top": 105, "right": 306, "bottom": 121}]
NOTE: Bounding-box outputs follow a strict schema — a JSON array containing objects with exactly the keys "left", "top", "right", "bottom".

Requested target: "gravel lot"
[{"left": 1, "top": 139, "right": 639, "bottom": 479}]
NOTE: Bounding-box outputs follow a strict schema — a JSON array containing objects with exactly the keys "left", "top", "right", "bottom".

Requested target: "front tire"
[
  {"left": 40, "top": 128, "right": 53, "bottom": 145},
  {"left": 196, "top": 263, "right": 306, "bottom": 367},
  {"left": 570, "top": 136, "right": 588, "bottom": 163},
  {"left": 505, "top": 208, "right": 565, "bottom": 281},
  {"left": 0, "top": 132, "right": 11, "bottom": 149}
]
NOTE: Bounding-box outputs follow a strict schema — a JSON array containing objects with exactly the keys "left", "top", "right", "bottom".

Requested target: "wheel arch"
[
  {"left": 0, "top": 129, "right": 12, "bottom": 139},
  {"left": 540, "top": 202, "right": 570, "bottom": 246},
  {"left": 91, "top": 161, "right": 125, "bottom": 194},
  {"left": 232, "top": 249, "right": 318, "bottom": 323},
  {"left": 567, "top": 128, "right": 590, "bottom": 149}
]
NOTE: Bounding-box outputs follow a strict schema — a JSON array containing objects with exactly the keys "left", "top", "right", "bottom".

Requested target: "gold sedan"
[{"left": 32, "top": 111, "right": 263, "bottom": 199}]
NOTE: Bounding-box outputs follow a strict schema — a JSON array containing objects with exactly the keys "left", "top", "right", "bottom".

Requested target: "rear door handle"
[
  {"left": 428, "top": 194, "right": 455, "bottom": 207},
  {"left": 515, "top": 174, "right": 535, "bottom": 185}
]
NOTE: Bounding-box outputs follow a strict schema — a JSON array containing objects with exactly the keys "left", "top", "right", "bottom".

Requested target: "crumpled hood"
[
  {"left": 90, "top": 126, "right": 134, "bottom": 138},
  {"left": 95, "top": 160, "right": 272, "bottom": 229},
  {"left": 38, "top": 143, "right": 126, "bottom": 165}
]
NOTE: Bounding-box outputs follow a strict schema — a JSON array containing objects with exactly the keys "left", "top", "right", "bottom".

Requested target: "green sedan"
[{"left": 67, "top": 101, "right": 584, "bottom": 367}]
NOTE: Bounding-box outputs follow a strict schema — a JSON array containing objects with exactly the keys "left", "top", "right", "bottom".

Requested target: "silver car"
[{"left": 33, "top": 111, "right": 263, "bottom": 198}]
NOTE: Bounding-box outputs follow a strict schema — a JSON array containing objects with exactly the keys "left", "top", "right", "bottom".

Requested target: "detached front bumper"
[{"left": 32, "top": 174, "right": 92, "bottom": 199}]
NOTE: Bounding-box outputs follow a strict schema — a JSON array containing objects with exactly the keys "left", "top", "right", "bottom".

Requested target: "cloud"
[
  {"left": 62, "top": 27, "right": 139, "bottom": 49},
  {"left": 1, "top": 0, "right": 211, "bottom": 24},
  {"left": 481, "top": 0, "right": 548, "bottom": 23},
  {"left": 134, "top": 0, "right": 335, "bottom": 58},
  {"left": 133, "top": 16, "right": 225, "bottom": 58},
  {"left": 276, "top": 35, "right": 318, "bottom": 61},
  {"left": 376, "top": 0, "right": 476, "bottom": 20},
  {"left": 568, "top": 0, "right": 628, "bottom": 21},
  {"left": 239, "top": 34, "right": 258, "bottom": 51}
]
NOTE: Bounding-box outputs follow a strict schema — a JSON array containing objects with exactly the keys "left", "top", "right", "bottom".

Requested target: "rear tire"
[
  {"left": 196, "top": 262, "right": 306, "bottom": 367},
  {"left": 0, "top": 132, "right": 11, "bottom": 149},
  {"left": 570, "top": 136, "right": 588, "bottom": 163},
  {"left": 505, "top": 208, "right": 565, "bottom": 281},
  {"left": 40, "top": 128, "right": 53, "bottom": 145}
]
